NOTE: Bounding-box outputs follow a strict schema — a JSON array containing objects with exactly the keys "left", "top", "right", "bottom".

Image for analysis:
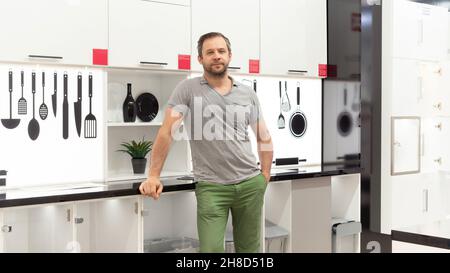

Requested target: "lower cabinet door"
[
  {"left": 74, "top": 196, "right": 141, "bottom": 253},
  {"left": 142, "top": 191, "right": 198, "bottom": 253},
  {"left": 1, "top": 203, "right": 73, "bottom": 253}
]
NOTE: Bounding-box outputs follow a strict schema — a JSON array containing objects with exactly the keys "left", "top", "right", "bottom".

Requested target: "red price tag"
[
  {"left": 249, "top": 59, "right": 260, "bottom": 74},
  {"left": 92, "top": 49, "right": 108, "bottom": 66},
  {"left": 178, "top": 54, "right": 191, "bottom": 70}
]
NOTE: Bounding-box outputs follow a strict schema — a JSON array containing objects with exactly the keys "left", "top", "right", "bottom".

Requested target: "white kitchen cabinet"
[
  {"left": 264, "top": 181, "right": 292, "bottom": 253},
  {"left": 74, "top": 197, "right": 141, "bottom": 253},
  {"left": 0, "top": 204, "right": 73, "bottom": 253},
  {"left": 109, "top": 0, "right": 191, "bottom": 70},
  {"left": 391, "top": 117, "right": 421, "bottom": 176},
  {"left": 392, "top": 59, "right": 442, "bottom": 117},
  {"left": 142, "top": 191, "right": 198, "bottom": 253},
  {"left": 393, "top": 0, "right": 448, "bottom": 62},
  {"left": 191, "top": 0, "right": 260, "bottom": 73},
  {"left": 260, "top": 0, "right": 327, "bottom": 77},
  {"left": 0, "top": 0, "right": 108, "bottom": 66},
  {"left": 291, "top": 177, "right": 331, "bottom": 252}
]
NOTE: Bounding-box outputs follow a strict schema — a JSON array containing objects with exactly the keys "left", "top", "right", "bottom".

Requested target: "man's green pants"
[{"left": 195, "top": 173, "right": 267, "bottom": 253}]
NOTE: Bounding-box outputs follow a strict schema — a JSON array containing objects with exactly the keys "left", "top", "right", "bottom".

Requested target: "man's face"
[{"left": 198, "top": 36, "right": 232, "bottom": 77}]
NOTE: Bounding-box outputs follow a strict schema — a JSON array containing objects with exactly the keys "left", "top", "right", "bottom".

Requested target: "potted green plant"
[{"left": 117, "top": 137, "right": 153, "bottom": 174}]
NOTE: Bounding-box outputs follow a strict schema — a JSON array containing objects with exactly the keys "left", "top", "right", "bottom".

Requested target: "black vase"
[{"left": 123, "top": 83, "right": 137, "bottom": 122}]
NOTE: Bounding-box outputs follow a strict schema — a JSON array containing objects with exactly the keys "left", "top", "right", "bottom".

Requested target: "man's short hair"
[{"left": 197, "top": 32, "right": 232, "bottom": 57}]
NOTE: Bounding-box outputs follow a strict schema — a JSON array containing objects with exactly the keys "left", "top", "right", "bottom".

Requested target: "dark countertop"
[
  {"left": 392, "top": 219, "right": 450, "bottom": 250},
  {"left": 0, "top": 165, "right": 361, "bottom": 209}
]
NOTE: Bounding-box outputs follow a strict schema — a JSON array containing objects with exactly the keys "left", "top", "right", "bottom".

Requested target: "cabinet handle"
[
  {"left": 435, "top": 123, "right": 442, "bottom": 131},
  {"left": 140, "top": 61, "right": 168, "bottom": 66},
  {"left": 28, "top": 55, "right": 63, "bottom": 60},
  {"left": 288, "top": 70, "right": 308, "bottom": 74},
  {"left": 417, "top": 77, "right": 423, "bottom": 101},
  {"left": 228, "top": 66, "right": 241, "bottom": 70},
  {"left": 74, "top": 218, "right": 84, "bottom": 224},
  {"left": 418, "top": 19, "right": 424, "bottom": 45},
  {"left": 1, "top": 225, "right": 12, "bottom": 233},
  {"left": 423, "top": 189, "right": 429, "bottom": 213},
  {"left": 66, "top": 209, "right": 71, "bottom": 222},
  {"left": 434, "top": 157, "right": 442, "bottom": 165},
  {"left": 421, "top": 133, "right": 425, "bottom": 156}
]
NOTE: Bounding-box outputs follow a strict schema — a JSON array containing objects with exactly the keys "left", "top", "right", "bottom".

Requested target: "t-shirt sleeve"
[
  {"left": 249, "top": 90, "right": 263, "bottom": 125},
  {"left": 167, "top": 80, "right": 191, "bottom": 116}
]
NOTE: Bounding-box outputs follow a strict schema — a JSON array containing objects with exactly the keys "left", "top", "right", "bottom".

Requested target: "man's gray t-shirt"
[{"left": 167, "top": 76, "right": 263, "bottom": 184}]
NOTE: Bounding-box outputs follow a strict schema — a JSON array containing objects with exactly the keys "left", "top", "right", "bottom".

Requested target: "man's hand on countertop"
[{"left": 139, "top": 176, "right": 163, "bottom": 200}]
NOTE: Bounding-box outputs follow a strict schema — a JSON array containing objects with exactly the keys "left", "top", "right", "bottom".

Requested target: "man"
[{"left": 139, "top": 32, "right": 273, "bottom": 253}]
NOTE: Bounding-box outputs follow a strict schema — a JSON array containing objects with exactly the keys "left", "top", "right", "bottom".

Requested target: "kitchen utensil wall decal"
[
  {"left": 84, "top": 73, "right": 97, "bottom": 139},
  {"left": 63, "top": 72, "right": 69, "bottom": 139},
  {"left": 39, "top": 71, "right": 48, "bottom": 120},
  {"left": 74, "top": 73, "right": 83, "bottom": 137},
  {"left": 28, "top": 71, "right": 40, "bottom": 140},
  {"left": 52, "top": 72, "right": 57, "bottom": 117},
  {"left": 18, "top": 70, "right": 27, "bottom": 115},
  {"left": 2, "top": 70, "right": 21, "bottom": 129},
  {"left": 281, "top": 81, "right": 291, "bottom": 112},
  {"left": 337, "top": 85, "right": 353, "bottom": 137},
  {"left": 278, "top": 81, "right": 285, "bottom": 129},
  {"left": 289, "top": 82, "right": 307, "bottom": 138}
]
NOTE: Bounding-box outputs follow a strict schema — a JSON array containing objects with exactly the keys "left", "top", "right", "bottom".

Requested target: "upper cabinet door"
[
  {"left": 393, "top": 0, "right": 448, "bottom": 61},
  {"left": 260, "top": 0, "right": 327, "bottom": 77},
  {"left": 109, "top": 0, "right": 191, "bottom": 70},
  {"left": 0, "top": 0, "right": 108, "bottom": 66},
  {"left": 191, "top": 0, "right": 260, "bottom": 73}
]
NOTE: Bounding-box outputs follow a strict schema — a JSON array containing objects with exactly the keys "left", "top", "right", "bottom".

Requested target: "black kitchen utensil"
[
  {"left": 253, "top": 79, "right": 257, "bottom": 93},
  {"left": 74, "top": 73, "right": 82, "bottom": 137},
  {"left": 52, "top": 72, "right": 57, "bottom": 117},
  {"left": 278, "top": 81, "right": 285, "bottom": 129},
  {"left": 289, "top": 82, "right": 307, "bottom": 138},
  {"left": 136, "top": 92, "right": 159, "bottom": 122},
  {"left": 281, "top": 81, "right": 291, "bottom": 112},
  {"left": 28, "top": 72, "right": 40, "bottom": 140},
  {"left": 39, "top": 71, "right": 48, "bottom": 120},
  {"left": 337, "top": 86, "right": 353, "bottom": 137},
  {"left": 18, "top": 70, "right": 27, "bottom": 115},
  {"left": 2, "top": 70, "right": 21, "bottom": 129},
  {"left": 84, "top": 73, "right": 97, "bottom": 139},
  {"left": 63, "top": 72, "right": 68, "bottom": 139}
]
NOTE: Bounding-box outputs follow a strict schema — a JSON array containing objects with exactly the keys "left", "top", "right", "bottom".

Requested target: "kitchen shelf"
[
  {"left": 107, "top": 171, "right": 191, "bottom": 182},
  {"left": 107, "top": 122, "right": 163, "bottom": 127}
]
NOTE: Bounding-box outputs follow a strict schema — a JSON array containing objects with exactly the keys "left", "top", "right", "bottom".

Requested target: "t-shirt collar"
[{"left": 200, "top": 75, "right": 239, "bottom": 87}]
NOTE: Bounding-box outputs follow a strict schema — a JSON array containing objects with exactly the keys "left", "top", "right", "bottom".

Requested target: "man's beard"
[{"left": 203, "top": 62, "right": 228, "bottom": 78}]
